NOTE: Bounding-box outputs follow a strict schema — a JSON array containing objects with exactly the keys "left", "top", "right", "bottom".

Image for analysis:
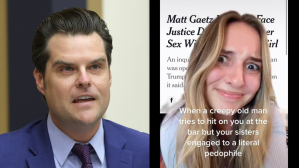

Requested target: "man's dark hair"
[
  {"left": 32, "top": 7, "right": 113, "bottom": 77},
  {"left": 32, "top": 7, "right": 113, "bottom": 101}
]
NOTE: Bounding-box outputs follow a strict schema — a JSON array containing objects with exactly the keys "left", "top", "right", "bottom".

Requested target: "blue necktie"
[{"left": 72, "top": 144, "right": 93, "bottom": 168}]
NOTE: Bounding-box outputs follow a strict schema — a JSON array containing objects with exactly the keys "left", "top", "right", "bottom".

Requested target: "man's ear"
[
  {"left": 33, "top": 68, "right": 45, "bottom": 95},
  {"left": 109, "top": 69, "right": 112, "bottom": 87}
]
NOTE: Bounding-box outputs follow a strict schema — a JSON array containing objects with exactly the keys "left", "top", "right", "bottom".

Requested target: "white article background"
[{"left": 160, "top": 0, "right": 288, "bottom": 115}]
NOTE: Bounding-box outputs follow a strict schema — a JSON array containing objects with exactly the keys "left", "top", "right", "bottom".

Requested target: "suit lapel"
[
  {"left": 27, "top": 116, "right": 56, "bottom": 168},
  {"left": 103, "top": 120, "right": 132, "bottom": 168},
  {"left": 26, "top": 117, "right": 133, "bottom": 168}
]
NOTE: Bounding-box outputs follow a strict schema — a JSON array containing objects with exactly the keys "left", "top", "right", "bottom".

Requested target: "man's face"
[
  {"left": 205, "top": 22, "right": 261, "bottom": 113},
  {"left": 34, "top": 32, "right": 111, "bottom": 127}
]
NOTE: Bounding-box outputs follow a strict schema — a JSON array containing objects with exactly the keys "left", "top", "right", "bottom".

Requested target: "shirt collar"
[{"left": 47, "top": 113, "right": 105, "bottom": 166}]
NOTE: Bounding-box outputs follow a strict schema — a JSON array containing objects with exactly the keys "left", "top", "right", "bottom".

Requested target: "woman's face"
[{"left": 206, "top": 22, "right": 262, "bottom": 113}]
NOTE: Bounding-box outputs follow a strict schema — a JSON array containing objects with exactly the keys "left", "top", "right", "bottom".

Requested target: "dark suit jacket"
[{"left": 0, "top": 117, "right": 149, "bottom": 168}]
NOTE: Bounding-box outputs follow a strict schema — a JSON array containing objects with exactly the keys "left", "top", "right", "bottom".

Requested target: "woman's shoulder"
[
  {"left": 269, "top": 101, "right": 287, "bottom": 134},
  {"left": 263, "top": 101, "right": 288, "bottom": 168},
  {"left": 161, "top": 99, "right": 185, "bottom": 133},
  {"left": 160, "top": 100, "right": 185, "bottom": 168}
]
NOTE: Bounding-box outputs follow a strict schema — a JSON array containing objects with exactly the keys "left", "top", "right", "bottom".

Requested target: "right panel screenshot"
[{"left": 160, "top": 0, "right": 288, "bottom": 167}]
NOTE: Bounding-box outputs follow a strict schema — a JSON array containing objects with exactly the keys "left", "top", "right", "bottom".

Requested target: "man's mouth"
[{"left": 73, "top": 96, "right": 95, "bottom": 103}]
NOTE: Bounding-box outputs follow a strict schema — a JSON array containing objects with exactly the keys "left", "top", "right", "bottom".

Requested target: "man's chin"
[{"left": 73, "top": 111, "right": 101, "bottom": 125}]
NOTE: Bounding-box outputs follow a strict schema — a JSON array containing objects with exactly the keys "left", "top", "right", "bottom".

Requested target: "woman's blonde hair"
[{"left": 176, "top": 11, "right": 275, "bottom": 168}]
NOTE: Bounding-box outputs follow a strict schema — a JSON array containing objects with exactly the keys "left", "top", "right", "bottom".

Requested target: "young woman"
[{"left": 160, "top": 11, "right": 288, "bottom": 168}]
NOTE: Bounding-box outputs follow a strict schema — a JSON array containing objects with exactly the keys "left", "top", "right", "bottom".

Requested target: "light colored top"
[
  {"left": 47, "top": 113, "right": 107, "bottom": 168},
  {"left": 160, "top": 100, "right": 288, "bottom": 168}
]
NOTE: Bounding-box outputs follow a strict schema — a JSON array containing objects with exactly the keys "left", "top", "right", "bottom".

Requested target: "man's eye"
[
  {"left": 246, "top": 64, "right": 259, "bottom": 71},
  {"left": 62, "top": 67, "right": 73, "bottom": 71},
  {"left": 218, "top": 56, "right": 227, "bottom": 63},
  {"left": 91, "top": 65, "right": 100, "bottom": 70}
]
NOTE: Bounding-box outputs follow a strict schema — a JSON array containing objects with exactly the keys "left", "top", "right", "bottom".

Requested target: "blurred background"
[{"left": 0, "top": 0, "right": 149, "bottom": 134}]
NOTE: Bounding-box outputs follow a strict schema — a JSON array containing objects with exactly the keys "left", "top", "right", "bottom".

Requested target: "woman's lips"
[{"left": 216, "top": 89, "right": 244, "bottom": 99}]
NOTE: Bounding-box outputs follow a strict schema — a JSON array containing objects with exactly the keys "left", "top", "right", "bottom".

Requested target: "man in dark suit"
[{"left": 0, "top": 8, "right": 149, "bottom": 168}]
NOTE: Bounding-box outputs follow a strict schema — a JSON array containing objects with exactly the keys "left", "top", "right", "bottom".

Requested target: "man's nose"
[
  {"left": 75, "top": 70, "right": 91, "bottom": 88},
  {"left": 224, "top": 64, "right": 245, "bottom": 88}
]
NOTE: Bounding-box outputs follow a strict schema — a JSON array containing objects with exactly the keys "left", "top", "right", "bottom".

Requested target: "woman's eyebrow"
[
  {"left": 220, "top": 49, "right": 234, "bottom": 55},
  {"left": 249, "top": 57, "right": 262, "bottom": 63},
  {"left": 221, "top": 49, "right": 262, "bottom": 63}
]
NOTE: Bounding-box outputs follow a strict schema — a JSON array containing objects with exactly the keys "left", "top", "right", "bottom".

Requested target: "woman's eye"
[
  {"left": 246, "top": 64, "right": 259, "bottom": 71},
  {"left": 218, "top": 56, "right": 227, "bottom": 63}
]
